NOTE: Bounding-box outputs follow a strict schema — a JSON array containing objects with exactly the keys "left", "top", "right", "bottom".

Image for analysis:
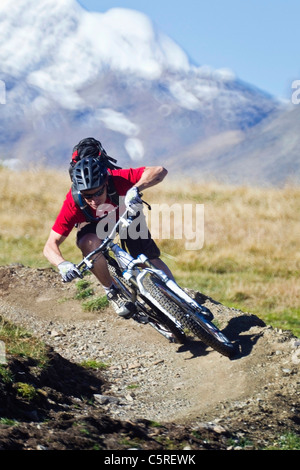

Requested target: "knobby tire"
[
  {"left": 107, "top": 258, "right": 186, "bottom": 344},
  {"left": 144, "top": 275, "right": 236, "bottom": 358}
]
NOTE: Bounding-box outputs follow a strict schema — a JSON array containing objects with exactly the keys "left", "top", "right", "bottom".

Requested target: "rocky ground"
[{"left": 0, "top": 265, "right": 299, "bottom": 451}]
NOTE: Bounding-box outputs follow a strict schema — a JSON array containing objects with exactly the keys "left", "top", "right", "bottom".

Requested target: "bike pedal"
[
  {"left": 134, "top": 314, "right": 149, "bottom": 324},
  {"left": 118, "top": 302, "right": 137, "bottom": 319}
]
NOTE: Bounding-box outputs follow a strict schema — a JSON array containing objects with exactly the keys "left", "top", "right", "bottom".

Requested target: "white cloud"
[
  {"left": 96, "top": 109, "right": 140, "bottom": 136},
  {"left": 77, "top": 7, "right": 190, "bottom": 80},
  {"left": 214, "top": 68, "right": 236, "bottom": 82},
  {"left": 124, "top": 138, "right": 145, "bottom": 161},
  {"left": 169, "top": 82, "right": 200, "bottom": 110}
]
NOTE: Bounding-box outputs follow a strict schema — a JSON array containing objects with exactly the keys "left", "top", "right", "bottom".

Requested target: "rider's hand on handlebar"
[
  {"left": 58, "top": 261, "right": 82, "bottom": 282},
  {"left": 124, "top": 186, "right": 142, "bottom": 215}
]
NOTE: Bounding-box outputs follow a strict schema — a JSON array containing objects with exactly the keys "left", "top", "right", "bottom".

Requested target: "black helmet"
[
  {"left": 72, "top": 156, "right": 108, "bottom": 191},
  {"left": 69, "top": 137, "right": 121, "bottom": 181}
]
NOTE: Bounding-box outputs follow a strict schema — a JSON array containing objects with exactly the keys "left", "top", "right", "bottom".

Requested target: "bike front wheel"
[
  {"left": 143, "top": 275, "right": 237, "bottom": 358},
  {"left": 107, "top": 257, "right": 186, "bottom": 344}
]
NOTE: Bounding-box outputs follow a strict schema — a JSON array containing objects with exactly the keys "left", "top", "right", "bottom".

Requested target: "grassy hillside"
[{"left": 0, "top": 167, "right": 299, "bottom": 336}]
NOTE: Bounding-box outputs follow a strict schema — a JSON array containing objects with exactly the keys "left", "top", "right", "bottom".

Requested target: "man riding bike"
[{"left": 43, "top": 138, "right": 173, "bottom": 318}]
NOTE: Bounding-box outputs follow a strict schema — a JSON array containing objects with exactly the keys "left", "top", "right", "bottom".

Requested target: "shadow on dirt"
[
  {"left": 175, "top": 311, "right": 266, "bottom": 361},
  {"left": 223, "top": 313, "right": 266, "bottom": 359},
  {"left": 0, "top": 347, "right": 106, "bottom": 423}
]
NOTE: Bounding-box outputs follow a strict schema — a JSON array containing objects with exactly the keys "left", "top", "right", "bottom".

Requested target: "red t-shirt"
[{"left": 52, "top": 167, "right": 145, "bottom": 237}]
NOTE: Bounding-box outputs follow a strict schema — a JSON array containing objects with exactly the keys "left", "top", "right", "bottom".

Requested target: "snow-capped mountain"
[{"left": 0, "top": 0, "right": 281, "bottom": 181}]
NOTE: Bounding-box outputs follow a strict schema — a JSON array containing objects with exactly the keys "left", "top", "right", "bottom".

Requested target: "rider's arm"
[
  {"left": 134, "top": 166, "right": 167, "bottom": 192},
  {"left": 43, "top": 230, "right": 67, "bottom": 267}
]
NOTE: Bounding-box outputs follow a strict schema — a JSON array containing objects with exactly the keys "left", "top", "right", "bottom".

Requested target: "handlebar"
[
  {"left": 76, "top": 208, "right": 135, "bottom": 273},
  {"left": 75, "top": 194, "right": 151, "bottom": 275}
]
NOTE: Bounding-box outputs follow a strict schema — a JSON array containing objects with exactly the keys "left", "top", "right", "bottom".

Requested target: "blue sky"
[{"left": 78, "top": 0, "right": 299, "bottom": 100}]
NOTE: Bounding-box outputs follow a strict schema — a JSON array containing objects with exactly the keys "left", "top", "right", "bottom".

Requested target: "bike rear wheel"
[{"left": 144, "top": 275, "right": 236, "bottom": 358}]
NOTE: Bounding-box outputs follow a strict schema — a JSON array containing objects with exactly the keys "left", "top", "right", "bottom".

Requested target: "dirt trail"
[{"left": 0, "top": 265, "right": 299, "bottom": 450}]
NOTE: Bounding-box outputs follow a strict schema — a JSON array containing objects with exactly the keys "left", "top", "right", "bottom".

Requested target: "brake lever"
[{"left": 141, "top": 199, "right": 151, "bottom": 210}]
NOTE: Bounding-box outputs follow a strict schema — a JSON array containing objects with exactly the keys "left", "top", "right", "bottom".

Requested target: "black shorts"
[{"left": 76, "top": 221, "right": 161, "bottom": 260}]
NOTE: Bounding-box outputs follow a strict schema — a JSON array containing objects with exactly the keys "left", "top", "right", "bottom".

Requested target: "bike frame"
[
  {"left": 76, "top": 209, "right": 207, "bottom": 321},
  {"left": 75, "top": 207, "right": 237, "bottom": 356}
]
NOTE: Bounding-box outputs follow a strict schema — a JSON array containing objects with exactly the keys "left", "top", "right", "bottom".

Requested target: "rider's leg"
[
  {"left": 149, "top": 257, "right": 175, "bottom": 281},
  {"left": 123, "top": 227, "right": 175, "bottom": 280},
  {"left": 77, "top": 226, "right": 134, "bottom": 317}
]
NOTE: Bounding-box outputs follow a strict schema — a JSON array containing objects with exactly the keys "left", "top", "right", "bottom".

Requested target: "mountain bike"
[{"left": 75, "top": 208, "right": 237, "bottom": 359}]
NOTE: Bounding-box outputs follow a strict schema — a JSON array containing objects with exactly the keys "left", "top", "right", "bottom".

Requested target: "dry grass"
[
  {"left": 0, "top": 167, "right": 78, "bottom": 265},
  {"left": 146, "top": 179, "right": 300, "bottom": 336},
  {"left": 0, "top": 167, "right": 299, "bottom": 335}
]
